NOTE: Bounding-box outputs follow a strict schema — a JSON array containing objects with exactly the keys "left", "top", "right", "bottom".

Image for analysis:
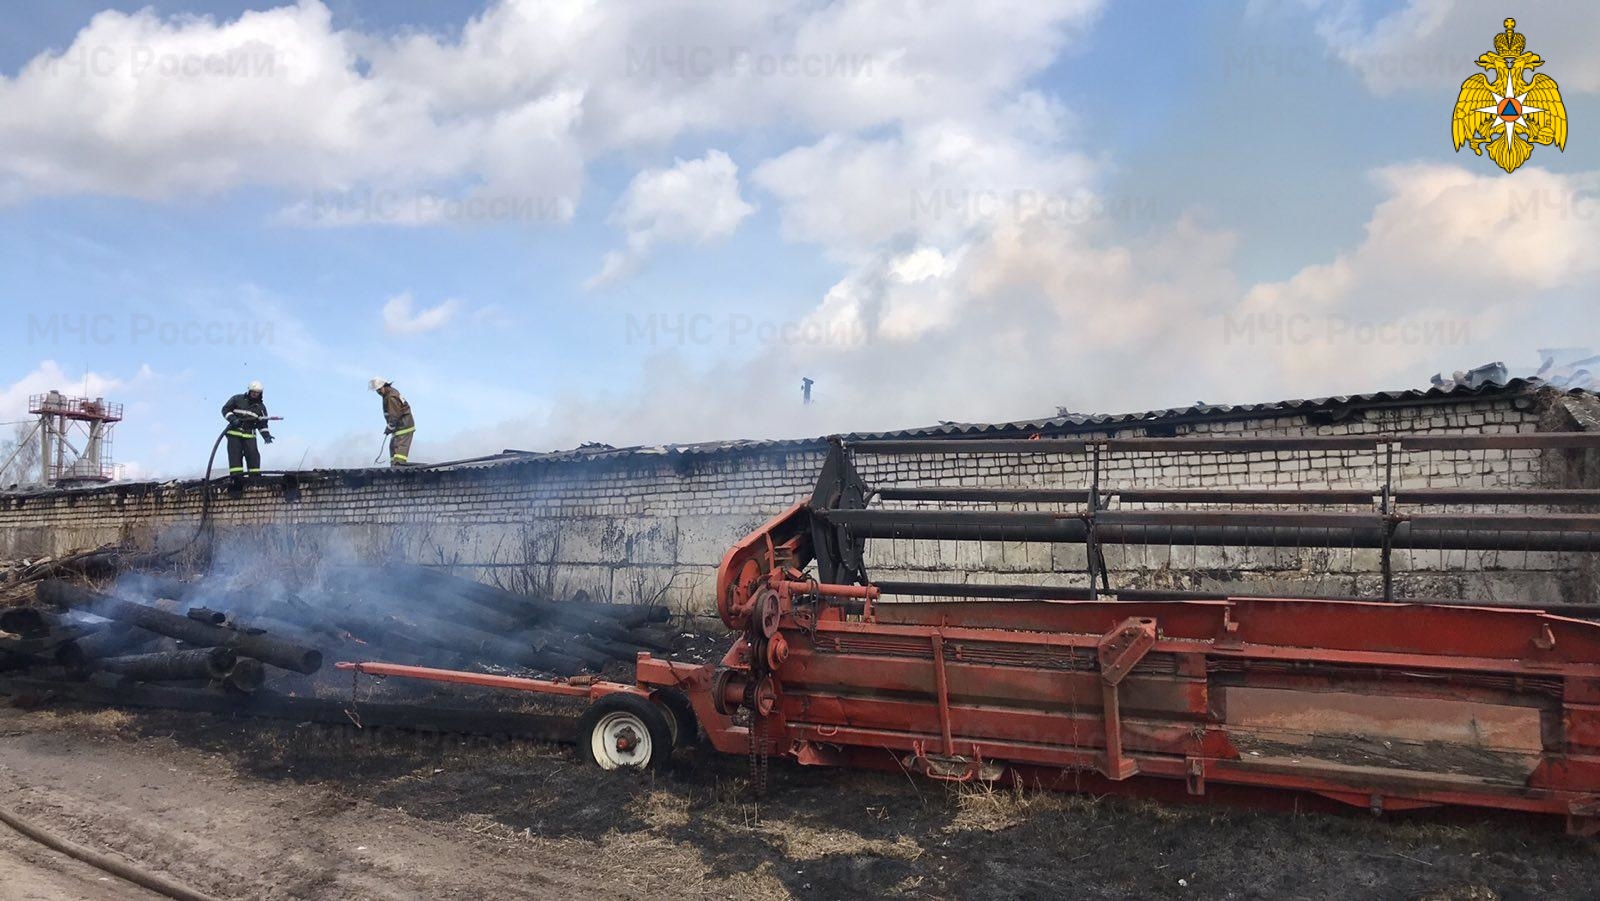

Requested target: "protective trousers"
[
  {"left": 226, "top": 433, "right": 261, "bottom": 488},
  {"left": 389, "top": 427, "right": 414, "bottom": 465}
]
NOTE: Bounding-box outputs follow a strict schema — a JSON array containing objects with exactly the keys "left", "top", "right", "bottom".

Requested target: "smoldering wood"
[
  {"left": 99, "top": 648, "right": 236, "bottom": 682},
  {"left": 370, "top": 565, "right": 649, "bottom": 644},
  {"left": 0, "top": 606, "right": 54, "bottom": 638},
  {"left": 72, "top": 623, "right": 162, "bottom": 660},
  {"left": 38, "top": 581, "right": 323, "bottom": 675},
  {"left": 529, "top": 633, "right": 613, "bottom": 669},
  {"left": 220, "top": 658, "right": 265, "bottom": 693}
]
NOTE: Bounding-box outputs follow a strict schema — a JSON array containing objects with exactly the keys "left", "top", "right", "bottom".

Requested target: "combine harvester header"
[{"left": 345, "top": 431, "right": 1600, "bottom": 832}]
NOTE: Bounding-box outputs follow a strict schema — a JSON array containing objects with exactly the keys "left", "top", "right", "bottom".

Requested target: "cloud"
[
  {"left": 1303, "top": 0, "right": 1600, "bottom": 95},
  {"left": 1225, "top": 163, "right": 1600, "bottom": 394},
  {"left": 754, "top": 107, "right": 1093, "bottom": 256},
  {"left": 0, "top": 0, "right": 1104, "bottom": 219},
  {"left": 438, "top": 161, "right": 1599, "bottom": 455},
  {"left": 587, "top": 150, "right": 754, "bottom": 288},
  {"left": 381, "top": 292, "right": 463, "bottom": 335},
  {"left": 0, "top": 361, "right": 129, "bottom": 421}
]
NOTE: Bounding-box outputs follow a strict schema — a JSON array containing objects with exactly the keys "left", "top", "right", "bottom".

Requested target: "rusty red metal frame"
[
  {"left": 336, "top": 505, "right": 1600, "bottom": 833},
  {"left": 336, "top": 431, "right": 1600, "bottom": 830}
]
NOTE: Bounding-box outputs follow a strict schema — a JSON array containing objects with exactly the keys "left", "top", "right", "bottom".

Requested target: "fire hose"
[
  {"left": 171, "top": 416, "right": 286, "bottom": 556},
  {"left": 0, "top": 800, "right": 221, "bottom": 901}
]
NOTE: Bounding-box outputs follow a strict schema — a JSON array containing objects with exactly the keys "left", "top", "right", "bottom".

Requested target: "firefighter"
[
  {"left": 220, "top": 380, "right": 273, "bottom": 491},
  {"left": 369, "top": 377, "right": 415, "bottom": 466}
]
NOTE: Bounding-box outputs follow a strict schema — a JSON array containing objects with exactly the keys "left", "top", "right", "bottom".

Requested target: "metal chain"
[
  {"left": 344, "top": 665, "right": 363, "bottom": 729},
  {"left": 748, "top": 713, "right": 769, "bottom": 798},
  {"left": 759, "top": 723, "right": 770, "bottom": 797}
]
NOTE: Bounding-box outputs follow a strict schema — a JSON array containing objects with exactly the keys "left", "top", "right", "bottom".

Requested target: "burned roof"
[
  {"left": 864, "top": 376, "right": 1562, "bottom": 441},
  {"left": 435, "top": 376, "right": 1580, "bottom": 470},
  {"left": 2, "top": 377, "right": 1588, "bottom": 497}
]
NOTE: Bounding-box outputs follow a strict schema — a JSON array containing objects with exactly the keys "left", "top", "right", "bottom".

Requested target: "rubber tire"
[
  {"left": 577, "top": 693, "right": 674, "bottom": 770},
  {"left": 652, "top": 688, "right": 701, "bottom": 749}
]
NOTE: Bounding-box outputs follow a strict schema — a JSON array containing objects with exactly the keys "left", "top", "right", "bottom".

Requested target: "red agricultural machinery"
[{"left": 340, "top": 432, "right": 1600, "bottom": 832}]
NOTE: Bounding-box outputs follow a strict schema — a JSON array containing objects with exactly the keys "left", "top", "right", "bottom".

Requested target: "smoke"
[
  {"left": 100, "top": 523, "right": 629, "bottom": 680},
  {"left": 1532, "top": 348, "right": 1600, "bottom": 391}
]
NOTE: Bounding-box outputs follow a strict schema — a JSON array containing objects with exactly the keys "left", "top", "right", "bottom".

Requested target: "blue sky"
[{"left": 1, "top": 0, "right": 1596, "bottom": 481}]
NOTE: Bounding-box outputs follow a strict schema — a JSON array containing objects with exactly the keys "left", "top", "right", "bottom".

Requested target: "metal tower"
[{"left": 20, "top": 391, "right": 123, "bottom": 486}]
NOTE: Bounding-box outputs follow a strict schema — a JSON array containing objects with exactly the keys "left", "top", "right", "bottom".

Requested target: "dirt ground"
[{"left": 2, "top": 701, "right": 1599, "bottom": 900}]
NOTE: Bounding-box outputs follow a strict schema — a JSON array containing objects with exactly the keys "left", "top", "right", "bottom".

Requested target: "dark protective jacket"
[
  {"left": 221, "top": 393, "right": 271, "bottom": 436},
  {"left": 379, "top": 386, "right": 415, "bottom": 432}
]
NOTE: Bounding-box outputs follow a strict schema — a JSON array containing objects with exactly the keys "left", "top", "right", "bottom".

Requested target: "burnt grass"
[{"left": 107, "top": 706, "right": 1600, "bottom": 901}]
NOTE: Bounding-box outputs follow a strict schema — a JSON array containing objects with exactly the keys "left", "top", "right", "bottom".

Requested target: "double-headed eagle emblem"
[{"left": 1452, "top": 18, "right": 1567, "bottom": 173}]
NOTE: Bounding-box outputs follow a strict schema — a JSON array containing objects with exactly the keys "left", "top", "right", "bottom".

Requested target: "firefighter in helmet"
[
  {"left": 370, "top": 378, "right": 415, "bottom": 466},
  {"left": 220, "top": 380, "right": 273, "bottom": 491}
]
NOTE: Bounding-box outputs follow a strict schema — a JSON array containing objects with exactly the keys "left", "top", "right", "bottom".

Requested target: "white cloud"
[
  {"left": 587, "top": 150, "right": 754, "bottom": 288},
  {"left": 1227, "top": 163, "right": 1600, "bottom": 394},
  {"left": 439, "top": 161, "right": 1599, "bottom": 454},
  {"left": 1304, "top": 1, "right": 1600, "bottom": 95},
  {"left": 0, "top": 361, "right": 128, "bottom": 421},
  {"left": 381, "top": 292, "right": 463, "bottom": 335},
  {"left": 0, "top": 0, "right": 1104, "bottom": 219},
  {"left": 754, "top": 111, "right": 1093, "bottom": 258}
]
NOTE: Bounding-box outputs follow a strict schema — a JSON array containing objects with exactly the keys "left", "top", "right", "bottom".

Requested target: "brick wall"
[{"left": 1, "top": 388, "right": 1593, "bottom": 611}]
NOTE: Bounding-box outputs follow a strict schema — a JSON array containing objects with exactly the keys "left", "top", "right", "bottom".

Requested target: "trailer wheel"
[
  {"left": 578, "top": 694, "right": 673, "bottom": 771},
  {"left": 652, "top": 688, "right": 700, "bottom": 749}
]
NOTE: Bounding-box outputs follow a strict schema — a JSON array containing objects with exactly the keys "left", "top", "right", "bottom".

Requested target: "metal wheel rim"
[
  {"left": 591, "top": 710, "right": 652, "bottom": 770},
  {"left": 658, "top": 702, "right": 680, "bottom": 747}
]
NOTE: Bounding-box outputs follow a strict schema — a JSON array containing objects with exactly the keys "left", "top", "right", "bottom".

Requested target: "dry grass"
[
  {"left": 637, "top": 788, "right": 693, "bottom": 828},
  {"left": 30, "top": 707, "right": 136, "bottom": 736},
  {"left": 946, "top": 779, "right": 1073, "bottom": 833},
  {"left": 762, "top": 818, "right": 923, "bottom": 862},
  {"left": 594, "top": 830, "right": 792, "bottom": 900}
]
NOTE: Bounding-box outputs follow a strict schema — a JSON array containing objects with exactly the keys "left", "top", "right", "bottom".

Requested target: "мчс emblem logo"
[{"left": 1451, "top": 18, "right": 1567, "bottom": 173}]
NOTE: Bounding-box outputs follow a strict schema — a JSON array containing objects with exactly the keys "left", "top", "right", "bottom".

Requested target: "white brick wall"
[{"left": 1, "top": 392, "right": 1592, "bottom": 611}]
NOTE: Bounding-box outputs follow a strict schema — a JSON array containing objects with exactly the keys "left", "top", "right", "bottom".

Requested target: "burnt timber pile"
[{"left": 0, "top": 550, "right": 673, "bottom": 734}]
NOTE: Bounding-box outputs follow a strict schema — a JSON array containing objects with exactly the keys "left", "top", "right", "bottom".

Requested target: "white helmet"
[
  {"left": 368, "top": 377, "right": 388, "bottom": 391},
  {"left": 247, "top": 380, "right": 263, "bottom": 393}
]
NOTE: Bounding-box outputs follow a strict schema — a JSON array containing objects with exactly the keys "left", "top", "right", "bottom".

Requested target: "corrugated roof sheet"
[
  {"left": 425, "top": 377, "right": 1581, "bottom": 471},
  {"left": 860, "top": 377, "right": 1558, "bottom": 440}
]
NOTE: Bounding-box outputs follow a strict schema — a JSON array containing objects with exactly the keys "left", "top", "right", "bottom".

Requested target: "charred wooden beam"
[
  {"left": 534, "top": 634, "right": 613, "bottom": 669},
  {"left": 567, "top": 601, "right": 673, "bottom": 628},
  {"left": 329, "top": 606, "right": 583, "bottom": 675},
  {"left": 220, "top": 658, "right": 265, "bottom": 693},
  {"left": 0, "top": 607, "right": 53, "bottom": 638},
  {"left": 573, "top": 635, "right": 653, "bottom": 663},
  {"left": 38, "top": 581, "right": 323, "bottom": 675},
  {"left": 235, "top": 615, "right": 333, "bottom": 652},
  {"left": 619, "top": 627, "right": 673, "bottom": 653},
  {"left": 377, "top": 565, "right": 644, "bottom": 645},
  {"left": 0, "top": 624, "right": 98, "bottom": 668},
  {"left": 73, "top": 623, "right": 161, "bottom": 660},
  {"left": 99, "top": 648, "right": 235, "bottom": 682}
]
